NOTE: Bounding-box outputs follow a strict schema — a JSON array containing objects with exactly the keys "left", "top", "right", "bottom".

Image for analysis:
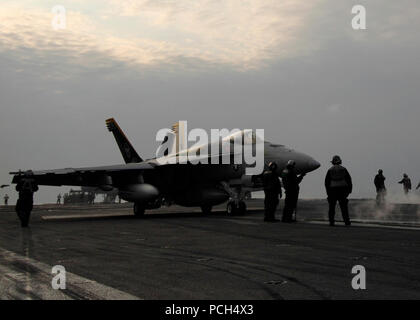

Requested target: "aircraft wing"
[{"left": 10, "top": 162, "right": 155, "bottom": 187}]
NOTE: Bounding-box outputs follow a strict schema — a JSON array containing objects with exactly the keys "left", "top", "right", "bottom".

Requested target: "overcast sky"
[{"left": 1, "top": 0, "right": 420, "bottom": 204}]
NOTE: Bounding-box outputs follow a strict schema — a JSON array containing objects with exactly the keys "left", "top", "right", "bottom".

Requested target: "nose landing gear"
[{"left": 221, "top": 182, "right": 248, "bottom": 216}]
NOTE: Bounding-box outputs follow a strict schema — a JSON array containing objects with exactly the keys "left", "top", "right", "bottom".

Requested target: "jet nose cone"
[{"left": 307, "top": 158, "right": 321, "bottom": 172}]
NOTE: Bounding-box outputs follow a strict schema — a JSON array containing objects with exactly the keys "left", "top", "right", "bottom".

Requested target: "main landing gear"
[
  {"left": 133, "top": 198, "right": 163, "bottom": 217},
  {"left": 226, "top": 200, "right": 246, "bottom": 215}
]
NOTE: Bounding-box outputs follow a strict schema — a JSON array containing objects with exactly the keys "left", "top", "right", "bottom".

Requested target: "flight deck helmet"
[
  {"left": 268, "top": 162, "right": 277, "bottom": 171},
  {"left": 286, "top": 160, "right": 296, "bottom": 168},
  {"left": 331, "top": 155, "right": 342, "bottom": 165}
]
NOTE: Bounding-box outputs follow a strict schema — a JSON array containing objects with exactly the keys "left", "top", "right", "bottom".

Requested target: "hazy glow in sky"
[{"left": 0, "top": 0, "right": 322, "bottom": 70}]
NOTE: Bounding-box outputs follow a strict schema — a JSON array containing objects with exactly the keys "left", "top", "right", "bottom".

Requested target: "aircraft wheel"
[
  {"left": 226, "top": 201, "right": 237, "bottom": 215},
  {"left": 200, "top": 205, "right": 212, "bottom": 214},
  {"left": 133, "top": 202, "right": 145, "bottom": 217},
  {"left": 238, "top": 201, "right": 247, "bottom": 215}
]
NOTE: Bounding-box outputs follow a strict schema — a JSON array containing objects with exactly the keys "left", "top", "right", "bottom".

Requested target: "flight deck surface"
[{"left": 0, "top": 199, "right": 419, "bottom": 299}]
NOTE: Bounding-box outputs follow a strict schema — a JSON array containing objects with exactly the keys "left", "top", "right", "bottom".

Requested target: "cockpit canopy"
[{"left": 226, "top": 129, "right": 264, "bottom": 146}]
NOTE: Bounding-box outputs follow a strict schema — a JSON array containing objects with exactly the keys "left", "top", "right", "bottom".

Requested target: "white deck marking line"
[
  {"left": 42, "top": 212, "right": 130, "bottom": 220},
  {"left": 304, "top": 220, "right": 420, "bottom": 231},
  {"left": 0, "top": 247, "right": 141, "bottom": 300},
  {"left": 41, "top": 207, "right": 263, "bottom": 220}
]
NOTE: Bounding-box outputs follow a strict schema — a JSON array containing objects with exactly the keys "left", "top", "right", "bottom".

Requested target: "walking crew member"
[
  {"left": 15, "top": 172, "right": 38, "bottom": 227},
  {"left": 325, "top": 155, "right": 352, "bottom": 226},
  {"left": 398, "top": 174, "right": 412, "bottom": 195}
]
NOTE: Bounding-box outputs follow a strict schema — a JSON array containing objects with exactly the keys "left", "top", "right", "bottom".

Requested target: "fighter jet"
[{"left": 10, "top": 119, "right": 320, "bottom": 218}]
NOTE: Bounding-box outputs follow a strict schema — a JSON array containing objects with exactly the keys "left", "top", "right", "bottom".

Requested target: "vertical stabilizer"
[
  {"left": 171, "top": 121, "right": 187, "bottom": 154},
  {"left": 105, "top": 118, "right": 143, "bottom": 163}
]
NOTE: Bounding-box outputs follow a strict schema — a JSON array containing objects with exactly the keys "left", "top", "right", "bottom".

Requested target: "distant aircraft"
[{"left": 10, "top": 119, "right": 320, "bottom": 217}]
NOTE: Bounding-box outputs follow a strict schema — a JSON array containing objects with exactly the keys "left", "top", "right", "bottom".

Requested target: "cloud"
[
  {"left": 0, "top": 1, "right": 322, "bottom": 72},
  {"left": 0, "top": 5, "right": 177, "bottom": 74},
  {"left": 107, "top": 0, "right": 324, "bottom": 68}
]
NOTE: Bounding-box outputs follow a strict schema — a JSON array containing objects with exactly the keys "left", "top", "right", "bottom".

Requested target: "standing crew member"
[
  {"left": 4, "top": 194, "right": 9, "bottom": 206},
  {"left": 398, "top": 174, "right": 412, "bottom": 195},
  {"left": 325, "top": 155, "right": 352, "bottom": 226},
  {"left": 262, "top": 162, "right": 282, "bottom": 222},
  {"left": 374, "top": 169, "right": 386, "bottom": 207},
  {"left": 15, "top": 172, "right": 38, "bottom": 227},
  {"left": 57, "top": 193, "right": 61, "bottom": 205},
  {"left": 88, "top": 192, "right": 95, "bottom": 205},
  {"left": 281, "top": 160, "right": 305, "bottom": 223}
]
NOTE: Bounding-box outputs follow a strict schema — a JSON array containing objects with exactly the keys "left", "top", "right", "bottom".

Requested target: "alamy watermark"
[
  {"left": 51, "top": 265, "right": 66, "bottom": 290},
  {"left": 155, "top": 121, "right": 265, "bottom": 176},
  {"left": 352, "top": 5, "right": 367, "bottom": 30},
  {"left": 351, "top": 265, "right": 366, "bottom": 290},
  {"left": 51, "top": 5, "right": 66, "bottom": 30}
]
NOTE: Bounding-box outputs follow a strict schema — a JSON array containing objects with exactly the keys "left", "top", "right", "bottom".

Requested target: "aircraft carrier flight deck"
[{"left": 1, "top": 199, "right": 419, "bottom": 300}]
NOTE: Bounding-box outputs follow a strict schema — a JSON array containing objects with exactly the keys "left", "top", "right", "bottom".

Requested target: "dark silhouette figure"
[
  {"left": 281, "top": 160, "right": 305, "bottom": 223},
  {"left": 398, "top": 174, "right": 411, "bottom": 195},
  {"left": 4, "top": 194, "right": 9, "bottom": 206},
  {"left": 57, "top": 193, "right": 61, "bottom": 205},
  {"left": 262, "top": 162, "right": 282, "bottom": 222},
  {"left": 374, "top": 169, "right": 386, "bottom": 207},
  {"left": 325, "top": 155, "right": 352, "bottom": 226},
  {"left": 15, "top": 173, "right": 38, "bottom": 227},
  {"left": 88, "top": 192, "right": 95, "bottom": 205}
]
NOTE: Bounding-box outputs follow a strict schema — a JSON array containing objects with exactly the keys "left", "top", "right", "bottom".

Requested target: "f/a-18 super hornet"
[{"left": 10, "top": 119, "right": 320, "bottom": 222}]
